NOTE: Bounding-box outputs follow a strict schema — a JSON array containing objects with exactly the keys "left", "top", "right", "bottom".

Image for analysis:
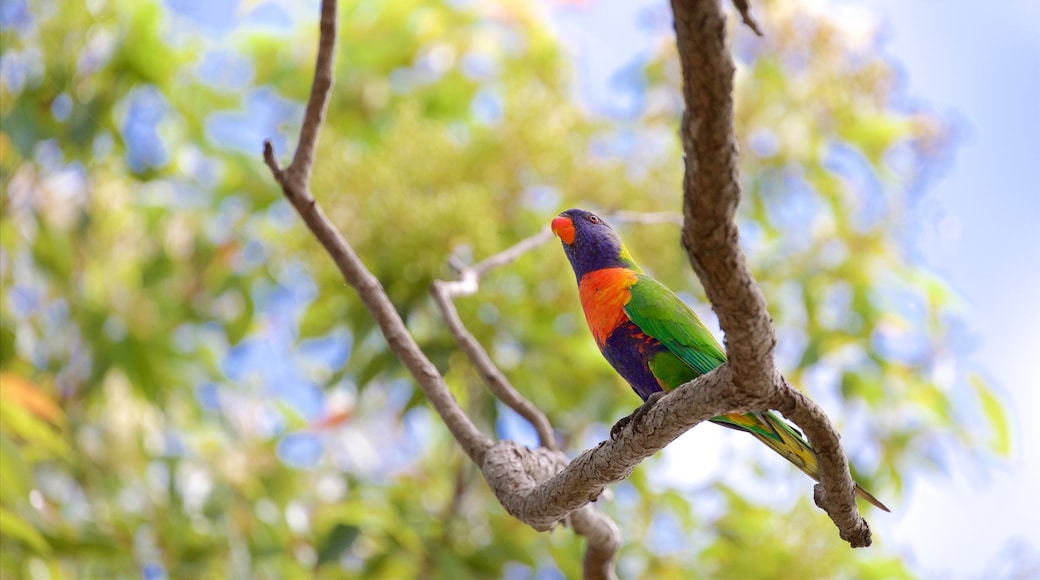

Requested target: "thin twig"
[
  {"left": 472, "top": 227, "right": 555, "bottom": 279},
  {"left": 732, "top": 0, "right": 764, "bottom": 36},
  {"left": 432, "top": 279, "right": 558, "bottom": 451},
  {"left": 433, "top": 227, "right": 558, "bottom": 449},
  {"left": 289, "top": 0, "right": 338, "bottom": 186},
  {"left": 261, "top": 0, "right": 491, "bottom": 464},
  {"left": 432, "top": 228, "right": 558, "bottom": 450}
]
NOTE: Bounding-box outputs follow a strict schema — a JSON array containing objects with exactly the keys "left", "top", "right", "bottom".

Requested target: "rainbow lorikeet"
[{"left": 551, "top": 208, "right": 889, "bottom": 512}]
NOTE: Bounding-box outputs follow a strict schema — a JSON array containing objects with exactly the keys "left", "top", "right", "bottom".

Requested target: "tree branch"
[
  {"left": 431, "top": 228, "right": 558, "bottom": 451},
  {"left": 731, "top": 0, "right": 764, "bottom": 36},
  {"left": 289, "top": 0, "right": 337, "bottom": 186},
  {"left": 673, "top": 0, "right": 775, "bottom": 387},
  {"left": 570, "top": 506, "right": 622, "bottom": 580},
  {"left": 669, "top": 0, "right": 872, "bottom": 546},
  {"left": 262, "top": 0, "right": 491, "bottom": 466},
  {"left": 471, "top": 227, "right": 556, "bottom": 280}
]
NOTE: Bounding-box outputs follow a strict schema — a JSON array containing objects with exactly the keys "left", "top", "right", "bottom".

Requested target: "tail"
[{"left": 711, "top": 411, "right": 890, "bottom": 513}]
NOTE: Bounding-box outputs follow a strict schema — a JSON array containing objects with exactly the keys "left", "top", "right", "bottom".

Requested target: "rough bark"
[{"left": 671, "top": 0, "right": 871, "bottom": 545}]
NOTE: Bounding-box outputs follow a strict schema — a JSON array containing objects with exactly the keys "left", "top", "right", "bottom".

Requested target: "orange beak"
[{"left": 551, "top": 216, "right": 575, "bottom": 245}]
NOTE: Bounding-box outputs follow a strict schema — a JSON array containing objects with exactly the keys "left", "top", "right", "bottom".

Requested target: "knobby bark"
[
  {"left": 671, "top": 0, "right": 871, "bottom": 545},
  {"left": 261, "top": 1, "right": 876, "bottom": 579}
]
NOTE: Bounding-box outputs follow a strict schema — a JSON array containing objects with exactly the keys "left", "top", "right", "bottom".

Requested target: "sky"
[{"left": 548, "top": 0, "right": 1040, "bottom": 576}]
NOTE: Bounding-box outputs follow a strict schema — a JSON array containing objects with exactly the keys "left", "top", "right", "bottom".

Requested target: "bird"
[{"left": 551, "top": 208, "right": 889, "bottom": 512}]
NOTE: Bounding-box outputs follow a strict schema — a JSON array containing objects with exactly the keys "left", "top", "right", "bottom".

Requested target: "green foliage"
[{"left": 0, "top": 0, "right": 1007, "bottom": 577}]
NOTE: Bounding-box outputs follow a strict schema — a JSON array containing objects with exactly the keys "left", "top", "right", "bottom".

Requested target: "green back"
[{"left": 624, "top": 274, "right": 727, "bottom": 384}]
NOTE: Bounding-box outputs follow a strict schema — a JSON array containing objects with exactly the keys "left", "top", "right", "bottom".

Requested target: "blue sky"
[{"left": 550, "top": 0, "right": 1039, "bottom": 575}]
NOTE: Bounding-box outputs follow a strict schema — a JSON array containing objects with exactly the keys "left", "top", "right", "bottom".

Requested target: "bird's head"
[{"left": 551, "top": 208, "right": 641, "bottom": 281}]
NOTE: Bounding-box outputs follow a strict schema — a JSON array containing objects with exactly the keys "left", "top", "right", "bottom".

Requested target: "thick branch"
[
  {"left": 570, "top": 506, "right": 622, "bottom": 580},
  {"left": 483, "top": 368, "right": 734, "bottom": 530},
  {"left": 669, "top": 0, "right": 872, "bottom": 547},
  {"left": 773, "top": 380, "right": 872, "bottom": 545},
  {"left": 672, "top": 0, "right": 775, "bottom": 388}
]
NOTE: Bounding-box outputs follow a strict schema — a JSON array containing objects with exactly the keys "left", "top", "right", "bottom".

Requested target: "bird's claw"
[
  {"left": 609, "top": 415, "right": 631, "bottom": 440},
  {"left": 609, "top": 391, "right": 665, "bottom": 440}
]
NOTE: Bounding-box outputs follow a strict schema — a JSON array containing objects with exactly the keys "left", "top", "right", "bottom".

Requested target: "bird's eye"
[{"left": 588, "top": 215, "right": 600, "bottom": 224}]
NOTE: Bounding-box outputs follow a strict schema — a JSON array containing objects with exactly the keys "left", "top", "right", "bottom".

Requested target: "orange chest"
[{"left": 577, "top": 268, "right": 637, "bottom": 347}]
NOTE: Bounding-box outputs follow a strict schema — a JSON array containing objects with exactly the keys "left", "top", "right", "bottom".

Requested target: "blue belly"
[{"left": 600, "top": 321, "right": 669, "bottom": 401}]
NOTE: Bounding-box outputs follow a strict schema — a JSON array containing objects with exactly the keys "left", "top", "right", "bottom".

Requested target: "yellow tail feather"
[{"left": 748, "top": 412, "right": 891, "bottom": 513}]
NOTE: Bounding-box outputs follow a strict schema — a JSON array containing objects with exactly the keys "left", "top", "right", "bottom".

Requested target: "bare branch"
[
  {"left": 672, "top": 0, "right": 775, "bottom": 386},
  {"left": 433, "top": 227, "right": 557, "bottom": 450},
  {"left": 261, "top": 0, "right": 491, "bottom": 465},
  {"left": 774, "top": 380, "right": 873, "bottom": 546},
  {"left": 288, "top": 0, "right": 338, "bottom": 186},
  {"left": 731, "top": 0, "right": 764, "bottom": 36},
  {"left": 570, "top": 506, "right": 622, "bottom": 580},
  {"left": 483, "top": 367, "right": 733, "bottom": 530},
  {"left": 472, "top": 227, "right": 555, "bottom": 279},
  {"left": 432, "top": 278, "right": 558, "bottom": 451},
  {"left": 669, "top": 0, "right": 872, "bottom": 547},
  {"left": 262, "top": 144, "right": 285, "bottom": 184}
]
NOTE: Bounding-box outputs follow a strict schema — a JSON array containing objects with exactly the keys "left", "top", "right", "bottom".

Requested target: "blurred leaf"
[
  {"left": 0, "top": 506, "right": 50, "bottom": 554},
  {"left": 0, "top": 398, "right": 71, "bottom": 461},
  {"left": 0, "top": 373, "right": 64, "bottom": 426},
  {"left": 316, "top": 523, "right": 360, "bottom": 568},
  {"left": 224, "top": 292, "right": 255, "bottom": 345},
  {"left": 0, "top": 435, "right": 33, "bottom": 504},
  {"left": 0, "top": 320, "right": 15, "bottom": 367},
  {"left": 30, "top": 221, "right": 75, "bottom": 280},
  {"left": 970, "top": 373, "right": 1011, "bottom": 457}
]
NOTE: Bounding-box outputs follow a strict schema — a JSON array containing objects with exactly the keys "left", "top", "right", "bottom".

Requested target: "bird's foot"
[{"left": 610, "top": 391, "right": 665, "bottom": 440}]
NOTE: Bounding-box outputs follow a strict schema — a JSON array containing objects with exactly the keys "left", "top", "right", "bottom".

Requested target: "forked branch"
[{"left": 671, "top": 0, "right": 871, "bottom": 545}]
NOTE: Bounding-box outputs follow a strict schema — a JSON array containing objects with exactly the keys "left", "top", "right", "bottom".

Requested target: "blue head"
[{"left": 551, "top": 208, "right": 642, "bottom": 282}]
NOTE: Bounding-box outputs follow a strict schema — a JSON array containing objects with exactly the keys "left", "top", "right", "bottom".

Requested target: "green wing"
[
  {"left": 624, "top": 274, "right": 727, "bottom": 379},
  {"left": 623, "top": 275, "right": 796, "bottom": 439},
  {"left": 624, "top": 274, "right": 890, "bottom": 512}
]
